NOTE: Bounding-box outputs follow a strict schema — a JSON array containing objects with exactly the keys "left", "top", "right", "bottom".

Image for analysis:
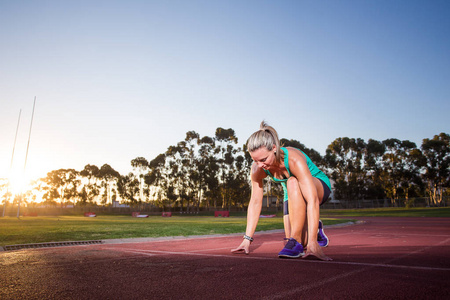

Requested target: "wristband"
[{"left": 243, "top": 234, "right": 254, "bottom": 242}]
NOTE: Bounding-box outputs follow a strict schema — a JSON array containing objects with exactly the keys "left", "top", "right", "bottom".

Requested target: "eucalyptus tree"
[
  {"left": 163, "top": 143, "right": 183, "bottom": 210},
  {"left": 325, "top": 137, "right": 367, "bottom": 202},
  {"left": 382, "top": 139, "right": 422, "bottom": 205},
  {"left": 24, "top": 179, "right": 46, "bottom": 207},
  {"left": 42, "top": 169, "right": 79, "bottom": 206},
  {"left": 214, "top": 127, "right": 239, "bottom": 209},
  {"left": 117, "top": 173, "right": 140, "bottom": 206},
  {"left": 280, "top": 139, "right": 325, "bottom": 169},
  {"left": 230, "top": 151, "right": 252, "bottom": 209},
  {"left": 41, "top": 185, "right": 59, "bottom": 205},
  {"left": 62, "top": 168, "right": 80, "bottom": 205},
  {"left": 364, "top": 139, "right": 386, "bottom": 199},
  {"left": 421, "top": 133, "right": 450, "bottom": 206},
  {"left": 402, "top": 147, "right": 426, "bottom": 203},
  {"left": 65, "top": 175, "right": 81, "bottom": 205},
  {"left": 381, "top": 139, "right": 403, "bottom": 203},
  {"left": 181, "top": 132, "right": 222, "bottom": 212},
  {"left": 146, "top": 154, "right": 169, "bottom": 210},
  {"left": 131, "top": 157, "right": 149, "bottom": 203},
  {"left": 78, "top": 186, "right": 89, "bottom": 206},
  {"left": 164, "top": 136, "right": 203, "bottom": 212},
  {"left": 222, "top": 143, "right": 239, "bottom": 209},
  {"left": 0, "top": 179, "right": 11, "bottom": 217},
  {"left": 80, "top": 164, "right": 101, "bottom": 204},
  {"left": 152, "top": 142, "right": 190, "bottom": 211},
  {"left": 198, "top": 136, "right": 219, "bottom": 210},
  {"left": 99, "top": 164, "right": 120, "bottom": 205},
  {"left": 184, "top": 131, "right": 201, "bottom": 212},
  {"left": 396, "top": 141, "right": 425, "bottom": 202}
]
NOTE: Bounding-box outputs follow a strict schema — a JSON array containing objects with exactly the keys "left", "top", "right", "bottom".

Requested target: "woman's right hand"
[{"left": 231, "top": 239, "right": 251, "bottom": 255}]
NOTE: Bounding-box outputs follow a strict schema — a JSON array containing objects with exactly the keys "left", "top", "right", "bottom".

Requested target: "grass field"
[{"left": 0, "top": 216, "right": 349, "bottom": 247}]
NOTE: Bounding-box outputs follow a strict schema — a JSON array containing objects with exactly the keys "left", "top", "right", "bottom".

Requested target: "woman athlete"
[{"left": 231, "top": 121, "right": 332, "bottom": 260}]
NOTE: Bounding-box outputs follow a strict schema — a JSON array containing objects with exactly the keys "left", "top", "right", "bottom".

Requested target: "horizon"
[{"left": 1, "top": 120, "right": 446, "bottom": 182}]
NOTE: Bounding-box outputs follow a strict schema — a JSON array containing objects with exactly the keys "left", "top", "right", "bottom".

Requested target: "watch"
[{"left": 243, "top": 234, "right": 254, "bottom": 242}]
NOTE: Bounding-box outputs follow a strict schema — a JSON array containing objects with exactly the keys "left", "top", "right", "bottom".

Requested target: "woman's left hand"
[{"left": 231, "top": 239, "right": 251, "bottom": 255}]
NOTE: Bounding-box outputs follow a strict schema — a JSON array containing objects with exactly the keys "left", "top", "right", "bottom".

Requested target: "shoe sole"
[{"left": 278, "top": 252, "right": 305, "bottom": 258}]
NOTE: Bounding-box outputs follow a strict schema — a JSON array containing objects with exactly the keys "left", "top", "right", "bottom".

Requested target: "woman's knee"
[
  {"left": 286, "top": 177, "right": 299, "bottom": 189},
  {"left": 286, "top": 177, "right": 301, "bottom": 198},
  {"left": 287, "top": 177, "right": 320, "bottom": 205}
]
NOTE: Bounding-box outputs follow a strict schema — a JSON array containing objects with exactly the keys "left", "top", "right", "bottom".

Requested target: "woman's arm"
[
  {"left": 231, "top": 163, "right": 265, "bottom": 254},
  {"left": 245, "top": 166, "right": 265, "bottom": 237}
]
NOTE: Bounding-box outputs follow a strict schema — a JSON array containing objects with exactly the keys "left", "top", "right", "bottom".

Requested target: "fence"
[{"left": 321, "top": 197, "right": 449, "bottom": 209}]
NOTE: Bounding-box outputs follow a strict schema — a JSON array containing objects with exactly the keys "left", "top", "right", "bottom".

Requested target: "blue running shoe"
[
  {"left": 318, "top": 220, "right": 329, "bottom": 247},
  {"left": 278, "top": 238, "right": 304, "bottom": 258}
]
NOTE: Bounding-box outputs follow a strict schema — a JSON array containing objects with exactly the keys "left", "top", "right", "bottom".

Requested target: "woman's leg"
[
  {"left": 283, "top": 215, "right": 291, "bottom": 239},
  {"left": 303, "top": 178, "right": 332, "bottom": 260},
  {"left": 305, "top": 178, "right": 325, "bottom": 245},
  {"left": 286, "top": 176, "right": 331, "bottom": 260},
  {"left": 283, "top": 205, "right": 307, "bottom": 245},
  {"left": 286, "top": 177, "right": 307, "bottom": 243},
  {"left": 283, "top": 200, "right": 291, "bottom": 239}
]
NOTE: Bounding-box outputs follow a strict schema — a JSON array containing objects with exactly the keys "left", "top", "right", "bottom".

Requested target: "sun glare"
[
  {"left": 2, "top": 160, "right": 47, "bottom": 204},
  {"left": 8, "top": 170, "right": 29, "bottom": 196},
  {"left": 4, "top": 172, "right": 43, "bottom": 204}
]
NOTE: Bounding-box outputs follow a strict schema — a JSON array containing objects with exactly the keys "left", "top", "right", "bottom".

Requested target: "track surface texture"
[{"left": 1, "top": 217, "right": 449, "bottom": 300}]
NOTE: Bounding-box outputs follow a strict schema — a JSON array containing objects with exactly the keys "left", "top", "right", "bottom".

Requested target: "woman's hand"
[
  {"left": 231, "top": 239, "right": 251, "bottom": 255},
  {"left": 303, "top": 241, "right": 332, "bottom": 261}
]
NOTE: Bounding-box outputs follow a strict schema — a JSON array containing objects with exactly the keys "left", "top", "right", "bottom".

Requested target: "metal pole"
[
  {"left": 17, "top": 97, "right": 36, "bottom": 218},
  {"left": 10, "top": 110, "right": 22, "bottom": 170},
  {"left": 24, "top": 97, "right": 36, "bottom": 171}
]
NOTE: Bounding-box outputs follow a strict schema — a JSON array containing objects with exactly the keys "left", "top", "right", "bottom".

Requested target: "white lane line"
[
  {"left": 103, "top": 246, "right": 450, "bottom": 272},
  {"left": 116, "top": 250, "right": 158, "bottom": 256},
  {"left": 188, "top": 241, "right": 283, "bottom": 253},
  {"left": 320, "top": 260, "right": 450, "bottom": 272},
  {"left": 382, "top": 237, "right": 450, "bottom": 266}
]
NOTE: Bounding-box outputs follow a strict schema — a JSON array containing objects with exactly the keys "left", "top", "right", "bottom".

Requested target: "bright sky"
[{"left": 1, "top": 0, "right": 449, "bottom": 183}]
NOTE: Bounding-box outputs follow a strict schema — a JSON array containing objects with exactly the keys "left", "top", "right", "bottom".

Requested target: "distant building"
[
  {"left": 112, "top": 200, "right": 130, "bottom": 208},
  {"left": 262, "top": 195, "right": 280, "bottom": 208}
]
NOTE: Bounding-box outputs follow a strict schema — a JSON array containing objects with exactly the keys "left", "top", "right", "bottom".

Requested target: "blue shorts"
[{"left": 283, "top": 178, "right": 331, "bottom": 215}]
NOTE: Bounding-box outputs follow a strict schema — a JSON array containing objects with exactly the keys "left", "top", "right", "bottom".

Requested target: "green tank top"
[{"left": 263, "top": 147, "right": 331, "bottom": 202}]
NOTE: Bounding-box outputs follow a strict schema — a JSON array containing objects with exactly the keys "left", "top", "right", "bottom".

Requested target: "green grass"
[
  {"left": 0, "top": 216, "right": 349, "bottom": 247},
  {"left": 321, "top": 206, "right": 450, "bottom": 218}
]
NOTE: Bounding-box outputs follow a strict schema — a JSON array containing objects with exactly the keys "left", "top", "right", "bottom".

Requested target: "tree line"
[{"left": 1, "top": 129, "right": 449, "bottom": 211}]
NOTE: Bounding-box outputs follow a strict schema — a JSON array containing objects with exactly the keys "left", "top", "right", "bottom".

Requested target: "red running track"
[{"left": 1, "top": 217, "right": 449, "bottom": 299}]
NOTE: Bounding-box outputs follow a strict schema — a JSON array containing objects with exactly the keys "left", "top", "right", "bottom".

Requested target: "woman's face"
[{"left": 250, "top": 146, "right": 276, "bottom": 170}]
